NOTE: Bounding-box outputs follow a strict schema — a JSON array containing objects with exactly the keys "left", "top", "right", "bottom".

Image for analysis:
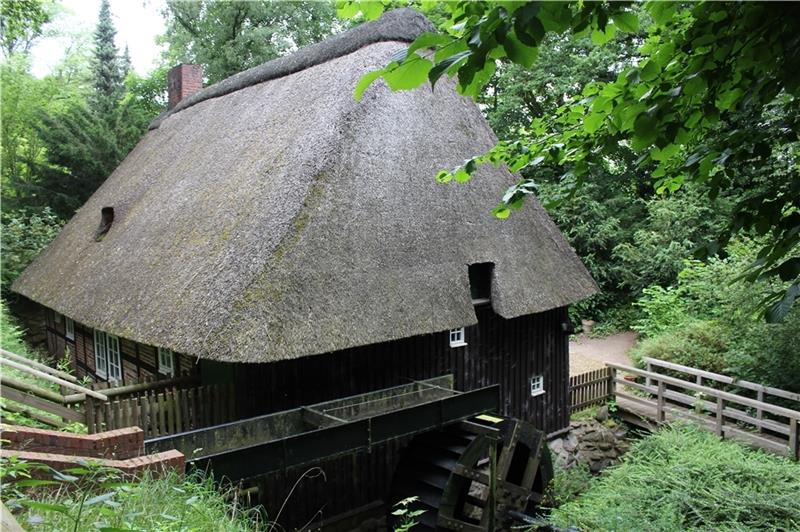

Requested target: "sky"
[{"left": 31, "top": 0, "right": 166, "bottom": 78}]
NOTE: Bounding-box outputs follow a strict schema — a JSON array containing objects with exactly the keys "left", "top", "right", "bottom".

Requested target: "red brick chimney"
[{"left": 167, "top": 64, "right": 203, "bottom": 110}]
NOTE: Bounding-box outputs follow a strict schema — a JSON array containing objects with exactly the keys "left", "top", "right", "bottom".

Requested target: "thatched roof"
[{"left": 12, "top": 9, "right": 597, "bottom": 364}]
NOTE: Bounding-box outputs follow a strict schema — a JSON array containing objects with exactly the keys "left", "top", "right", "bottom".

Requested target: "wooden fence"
[
  {"left": 84, "top": 383, "right": 236, "bottom": 438},
  {"left": 608, "top": 362, "right": 800, "bottom": 460},
  {"left": 569, "top": 367, "right": 613, "bottom": 413}
]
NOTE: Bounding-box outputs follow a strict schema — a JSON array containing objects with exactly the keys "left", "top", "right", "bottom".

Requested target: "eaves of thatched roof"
[{"left": 12, "top": 9, "right": 597, "bottom": 363}]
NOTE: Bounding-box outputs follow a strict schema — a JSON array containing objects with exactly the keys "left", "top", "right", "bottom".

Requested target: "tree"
[
  {"left": 0, "top": 0, "right": 53, "bottom": 57},
  {"left": 91, "top": 0, "right": 123, "bottom": 113},
  {"left": 341, "top": 0, "right": 800, "bottom": 321},
  {"left": 162, "top": 0, "right": 340, "bottom": 84}
]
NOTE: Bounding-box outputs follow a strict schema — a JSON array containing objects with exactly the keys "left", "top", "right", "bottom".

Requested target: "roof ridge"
[{"left": 149, "top": 8, "right": 434, "bottom": 130}]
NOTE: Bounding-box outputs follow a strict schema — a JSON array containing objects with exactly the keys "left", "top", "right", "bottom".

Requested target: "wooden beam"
[
  {"left": 0, "top": 386, "right": 84, "bottom": 423},
  {"left": 641, "top": 357, "right": 800, "bottom": 403},
  {"left": 1, "top": 401, "right": 65, "bottom": 428},
  {"left": 1, "top": 375, "right": 66, "bottom": 404},
  {"left": 0, "top": 348, "right": 78, "bottom": 383},
  {"left": 0, "top": 357, "right": 107, "bottom": 401}
]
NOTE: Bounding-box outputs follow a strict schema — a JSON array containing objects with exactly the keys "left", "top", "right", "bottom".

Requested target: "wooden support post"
[
  {"left": 656, "top": 381, "right": 665, "bottom": 423},
  {"left": 756, "top": 389, "right": 764, "bottom": 434},
  {"left": 696, "top": 374, "right": 702, "bottom": 386},
  {"left": 790, "top": 418, "right": 799, "bottom": 461},
  {"left": 645, "top": 362, "right": 652, "bottom": 388},
  {"left": 716, "top": 397, "right": 724, "bottom": 437},
  {"left": 85, "top": 397, "right": 96, "bottom": 434},
  {"left": 607, "top": 367, "right": 615, "bottom": 400}
]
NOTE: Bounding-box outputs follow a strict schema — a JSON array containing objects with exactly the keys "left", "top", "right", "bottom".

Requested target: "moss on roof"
[{"left": 12, "top": 9, "right": 597, "bottom": 363}]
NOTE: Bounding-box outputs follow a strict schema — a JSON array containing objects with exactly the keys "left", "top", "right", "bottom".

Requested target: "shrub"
[
  {"left": 551, "top": 424, "right": 800, "bottom": 531},
  {"left": 631, "top": 320, "right": 728, "bottom": 374},
  {"left": 0, "top": 208, "right": 63, "bottom": 292},
  {"left": 544, "top": 463, "right": 594, "bottom": 508}
]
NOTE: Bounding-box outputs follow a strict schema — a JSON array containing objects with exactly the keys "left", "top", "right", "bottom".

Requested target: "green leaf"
[
  {"left": 354, "top": 70, "right": 383, "bottom": 101},
  {"left": 20, "top": 501, "right": 71, "bottom": 515},
  {"left": 492, "top": 206, "right": 511, "bottom": 219},
  {"left": 14, "top": 479, "right": 60, "bottom": 487},
  {"left": 766, "top": 283, "right": 800, "bottom": 323},
  {"left": 684, "top": 75, "right": 707, "bottom": 97},
  {"left": 633, "top": 112, "right": 658, "bottom": 150},
  {"left": 584, "top": 113, "right": 605, "bottom": 134},
  {"left": 86, "top": 491, "right": 117, "bottom": 506},
  {"left": 591, "top": 23, "right": 616, "bottom": 45},
  {"left": 428, "top": 50, "right": 472, "bottom": 88},
  {"left": 406, "top": 32, "right": 452, "bottom": 57},
  {"left": 639, "top": 60, "right": 660, "bottom": 82},
  {"left": 503, "top": 33, "right": 539, "bottom": 68},
  {"left": 715, "top": 88, "right": 744, "bottom": 111},
  {"left": 648, "top": 1, "right": 677, "bottom": 25},
  {"left": 384, "top": 57, "right": 433, "bottom": 91},
  {"left": 614, "top": 11, "right": 639, "bottom": 33},
  {"left": 436, "top": 170, "right": 452, "bottom": 183}
]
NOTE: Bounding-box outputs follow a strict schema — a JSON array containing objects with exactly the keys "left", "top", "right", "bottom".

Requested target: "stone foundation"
[{"left": 548, "top": 408, "right": 631, "bottom": 473}]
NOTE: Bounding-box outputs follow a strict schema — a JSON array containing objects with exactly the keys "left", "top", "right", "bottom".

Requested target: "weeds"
[{"left": 551, "top": 424, "right": 800, "bottom": 531}]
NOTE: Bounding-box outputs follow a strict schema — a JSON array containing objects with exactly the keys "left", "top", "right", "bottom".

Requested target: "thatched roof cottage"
[{"left": 13, "top": 7, "right": 595, "bottom": 448}]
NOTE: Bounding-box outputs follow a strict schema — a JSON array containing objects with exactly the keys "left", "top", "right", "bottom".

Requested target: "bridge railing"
[{"left": 607, "top": 362, "right": 800, "bottom": 460}]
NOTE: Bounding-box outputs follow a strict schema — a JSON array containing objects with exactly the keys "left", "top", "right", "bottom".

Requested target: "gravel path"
[{"left": 569, "top": 331, "right": 638, "bottom": 375}]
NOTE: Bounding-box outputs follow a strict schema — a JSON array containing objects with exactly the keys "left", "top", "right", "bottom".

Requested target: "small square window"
[
  {"left": 158, "top": 347, "right": 175, "bottom": 377},
  {"left": 449, "top": 327, "right": 467, "bottom": 348},
  {"left": 65, "top": 317, "right": 75, "bottom": 341},
  {"left": 530, "top": 375, "right": 545, "bottom": 397}
]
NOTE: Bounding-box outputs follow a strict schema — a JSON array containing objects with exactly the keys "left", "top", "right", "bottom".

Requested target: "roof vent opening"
[
  {"left": 95, "top": 207, "right": 114, "bottom": 241},
  {"left": 469, "top": 262, "right": 494, "bottom": 304}
]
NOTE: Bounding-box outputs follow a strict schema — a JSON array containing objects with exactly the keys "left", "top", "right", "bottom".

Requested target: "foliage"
[
  {"left": 90, "top": 0, "right": 122, "bottom": 113},
  {"left": 391, "top": 496, "right": 425, "bottom": 532},
  {"left": 0, "top": 0, "right": 53, "bottom": 57},
  {"left": 162, "top": 0, "right": 340, "bottom": 84},
  {"left": 1, "top": 458, "right": 265, "bottom": 531},
  {"left": 551, "top": 424, "right": 800, "bottom": 531},
  {"left": 631, "top": 240, "right": 800, "bottom": 391},
  {"left": 341, "top": 0, "right": 800, "bottom": 320},
  {"left": 1, "top": 208, "right": 63, "bottom": 291},
  {"left": 543, "top": 463, "right": 594, "bottom": 508}
]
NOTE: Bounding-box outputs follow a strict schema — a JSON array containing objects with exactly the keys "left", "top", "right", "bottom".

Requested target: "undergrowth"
[
  {"left": 551, "top": 424, "right": 800, "bottom": 531},
  {"left": 1, "top": 458, "right": 265, "bottom": 531}
]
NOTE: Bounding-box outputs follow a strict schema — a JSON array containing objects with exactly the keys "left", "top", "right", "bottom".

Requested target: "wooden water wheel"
[{"left": 388, "top": 416, "right": 553, "bottom": 530}]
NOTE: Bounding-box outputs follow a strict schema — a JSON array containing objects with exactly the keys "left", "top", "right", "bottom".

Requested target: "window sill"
[
  {"left": 449, "top": 341, "right": 468, "bottom": 348},
  {"left": 531, "top": 390, "right": 546, "bottom": 398}
]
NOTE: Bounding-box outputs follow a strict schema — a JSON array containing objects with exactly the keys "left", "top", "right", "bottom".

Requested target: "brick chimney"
[{"left": 167, "top": 64, "right": 203, "bottom": 110}]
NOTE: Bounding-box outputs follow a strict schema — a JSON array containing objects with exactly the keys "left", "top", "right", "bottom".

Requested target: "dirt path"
[{"left": 569, "top": 331, "right": 638, "bottom": 375}]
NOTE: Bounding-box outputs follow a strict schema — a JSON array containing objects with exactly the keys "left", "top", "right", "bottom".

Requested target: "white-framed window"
[
  {"left": 449, "top": 327, "right": 467, "bottom": 348},
  {"left": 530, "top": 375, "right": 545, "bottom": 397},
  {"left": 94, "top": 330, "right": 121, "bottom": 381},
  {"left": 65, "top": 317, "right": 75, "bottom": 340},
  {"left": 158, "top": 347, "right": 175, "bottom": 377}
]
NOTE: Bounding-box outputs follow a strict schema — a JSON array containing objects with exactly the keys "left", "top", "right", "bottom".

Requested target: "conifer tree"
[{"left": 91, "top": 0, "right": 122, "bottom": 113}]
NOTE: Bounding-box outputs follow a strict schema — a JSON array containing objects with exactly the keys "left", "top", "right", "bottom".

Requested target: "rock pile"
[{"left": 549, "top": 407, "right": 631, "bottom": 473}]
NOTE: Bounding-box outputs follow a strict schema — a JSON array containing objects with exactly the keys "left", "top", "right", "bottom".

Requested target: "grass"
[
  {"left": 551, "top": 423, "right": 800, "bottom": 531},
  {"left": 2, "top": 458, "right": 266, "bottom": 532}
]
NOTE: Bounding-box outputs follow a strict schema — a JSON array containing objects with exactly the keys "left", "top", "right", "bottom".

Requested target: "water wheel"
[{"left": 388, "top": 415, "right": 553, "bottom": 530}]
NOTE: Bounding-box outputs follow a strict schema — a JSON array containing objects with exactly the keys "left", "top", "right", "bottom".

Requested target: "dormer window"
[{"left": 469, "top": 262, "right": 493, "bottom": 304}]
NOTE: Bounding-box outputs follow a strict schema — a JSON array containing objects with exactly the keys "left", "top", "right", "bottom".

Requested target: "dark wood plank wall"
[
  {"left": 227, "top": 305, "right": 570, "bottom": 527},
  {"left": 42, "top": 308, "right": 197, "bottom": 384},
  {"left": 231, "top": 305, "right": 569, "bottom": 434}
]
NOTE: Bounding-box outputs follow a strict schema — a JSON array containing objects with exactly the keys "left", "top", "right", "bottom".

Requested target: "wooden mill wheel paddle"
[{"left": 388, "top": 416, "right": 553, "bottom": 531}]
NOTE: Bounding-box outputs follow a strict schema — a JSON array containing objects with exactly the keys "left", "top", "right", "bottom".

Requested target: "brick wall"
[{"left": 1, "top": 424, "right": 184, "bottom": 478}]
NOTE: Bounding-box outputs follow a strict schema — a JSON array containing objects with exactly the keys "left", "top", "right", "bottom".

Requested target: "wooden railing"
[
  {"left": 0, "top": 348, "right": 231, "bottom": 438},
  {"left": 84, "top": 383, "right": 236, "bottom": 438},
  {"left": 569, "top": 367, "right": 613, "bottom": 413},
  {"left": 607, "top": 362, "right": 800, "bottom": 460},
  {"left": 642, "top": 357, "right": 800, "bottom": 429}
]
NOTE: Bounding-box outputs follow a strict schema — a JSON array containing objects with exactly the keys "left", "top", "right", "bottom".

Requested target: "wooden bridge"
[{"left": 569, "top": 357, "right": 800, "bottom": 460}]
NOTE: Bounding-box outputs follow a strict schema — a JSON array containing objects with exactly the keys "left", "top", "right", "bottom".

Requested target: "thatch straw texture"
[{"left": 13, "top": 10, "right": 597, "bottom": 363}]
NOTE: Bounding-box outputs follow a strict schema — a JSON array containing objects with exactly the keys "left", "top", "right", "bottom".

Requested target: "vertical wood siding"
[
  {"left": 227, "top": 305, "right": 570, "bottom": 527},
  {"left": 41, "top": 308, "right": 198, "bottom": 385}
]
